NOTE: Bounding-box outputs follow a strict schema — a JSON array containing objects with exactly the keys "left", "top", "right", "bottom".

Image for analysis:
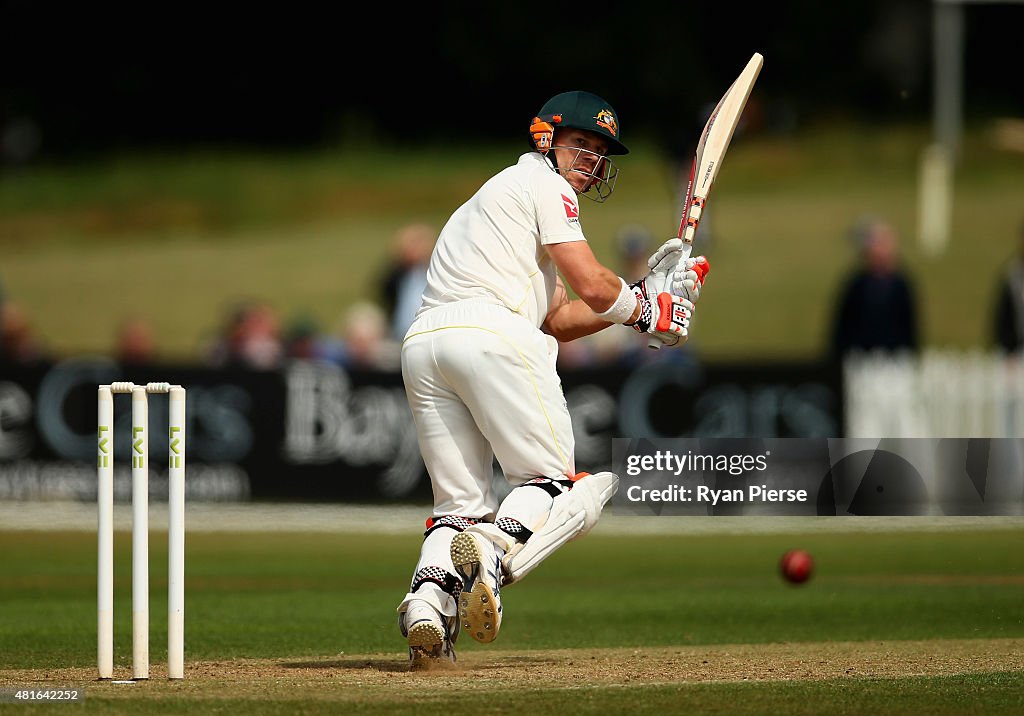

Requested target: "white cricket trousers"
[{"left": 402, "top": 299, "right": 576, "bottom": 519}]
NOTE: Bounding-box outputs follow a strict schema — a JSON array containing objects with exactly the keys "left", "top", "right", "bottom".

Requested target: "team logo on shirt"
[{"left": 561, "top": 193, "right": 579, "bottom": 224}]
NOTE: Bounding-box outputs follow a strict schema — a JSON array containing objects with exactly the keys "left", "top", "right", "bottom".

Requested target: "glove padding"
[
  {"left": 626, "top": 276, "right": 695, "bottom": 347},
  {"left": 671, "top": 256, "right": 711, "bottom": 303},
  {"left": 631, "top": 238, "right": 683, "bottom": 296}
]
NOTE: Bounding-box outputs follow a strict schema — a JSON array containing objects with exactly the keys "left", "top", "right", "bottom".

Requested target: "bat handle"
[{"left": 647, "top": 243, "right": 694, "bottom": 350}]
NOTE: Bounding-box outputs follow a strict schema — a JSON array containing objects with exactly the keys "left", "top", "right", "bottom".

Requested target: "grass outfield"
[{"left": 1, "top": 526, "right": 1022, "bottom": 713}]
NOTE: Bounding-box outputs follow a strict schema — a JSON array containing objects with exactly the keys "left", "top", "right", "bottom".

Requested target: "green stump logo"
[
  {"left": 133, "top": 427, "right": 144, "bottom": 468},
  {"left": 170, "top": 426, "right": 182, "bottom": 468},
  {"left": 97, "top": 425, "right": 109, "bottom": 468}
]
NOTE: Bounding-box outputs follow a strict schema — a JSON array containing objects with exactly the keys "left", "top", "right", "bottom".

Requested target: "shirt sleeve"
[{"left": 532, "top": 171, "right": 587, "bottom": 246}]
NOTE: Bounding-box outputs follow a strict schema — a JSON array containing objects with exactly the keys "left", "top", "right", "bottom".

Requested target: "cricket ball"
[{"left": 780, "top": 549, "right": 814, "bottom": 584}]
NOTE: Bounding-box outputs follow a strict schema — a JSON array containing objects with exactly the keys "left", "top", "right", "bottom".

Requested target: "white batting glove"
[
  {"left": 626, "top": 276, "right": 695, "bottom": 347},
  {"left": 652, "top": 295, "right": 694, "bottom": 347},
  {"left": 671, "top": 256, "right": 711, "bottom": 303},
  {"left": 638, "top": 238, "right": 684, "bottom": 297}
]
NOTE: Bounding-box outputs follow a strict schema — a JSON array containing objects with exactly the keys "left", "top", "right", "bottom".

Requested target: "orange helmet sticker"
[{"left": 530, "top": 116, "right": 555, "bottom": 153}]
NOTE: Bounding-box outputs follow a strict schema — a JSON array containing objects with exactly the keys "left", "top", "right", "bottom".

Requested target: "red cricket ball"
[{"left": 780, "top": 549, "right": 814, "bottom": 584}]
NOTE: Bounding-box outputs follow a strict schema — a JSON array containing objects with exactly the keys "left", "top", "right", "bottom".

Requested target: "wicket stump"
[{"left": 97, "top": 382, "right": 186, "bottom": 681}]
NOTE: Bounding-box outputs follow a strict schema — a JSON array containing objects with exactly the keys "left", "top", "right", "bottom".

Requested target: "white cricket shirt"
[{"left": 416, "top": 152, "right": 587, "bottom": 329}]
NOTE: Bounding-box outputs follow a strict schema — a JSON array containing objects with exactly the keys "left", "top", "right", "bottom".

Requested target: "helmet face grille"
[{"left": 550, "top": 145, "right": 619, "bottom": 203}]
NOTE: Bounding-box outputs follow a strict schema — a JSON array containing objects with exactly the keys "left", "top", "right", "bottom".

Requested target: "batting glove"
[
  {"left": 626, "top": 276, "right": 695, "bottom": 347},
  {"left": 636, "top": 238, "right": 684, "bottom": 296},
  {"left": 671, "top": 256, "right": 711, "bottom": 303}
]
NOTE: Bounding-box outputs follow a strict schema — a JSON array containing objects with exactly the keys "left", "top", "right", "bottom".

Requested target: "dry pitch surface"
[{"left": 2, "top": 639, "right": 1020, "bottom": 702}]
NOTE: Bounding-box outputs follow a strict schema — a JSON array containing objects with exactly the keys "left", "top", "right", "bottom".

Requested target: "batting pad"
[{"left": 502, "top": 471, "right": 618, "bottom": 585}]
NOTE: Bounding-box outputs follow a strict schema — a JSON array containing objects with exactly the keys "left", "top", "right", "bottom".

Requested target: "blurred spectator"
[
  {"left": 114, "top": 317, "right": 156, "bottom": 365},
  {"left": 283, "top": 313, "right": 324, "bottom": 360},
  {"left": 0, "top": 301, "right": 48, "bottom": 364},
  {"left": 336, "top": 301, "right": 399, "bottom": 370},
  {"left": 992, "top": 218, "right": 1024, "bottom": 354},
  {"left": 282, "top": 313, "right": 350, "bottom": 364},
  {"left": 617, "top": 223, "right": 654, "bottom": 283},
  {"left": 379, "top": 223, "right": 436, "bottom": 341},
  {"left": 830, "top": 215, "right": 919, "bottom": 358},
  {"left": 203, "top": 300, "right": 284, "bottom": 370}
]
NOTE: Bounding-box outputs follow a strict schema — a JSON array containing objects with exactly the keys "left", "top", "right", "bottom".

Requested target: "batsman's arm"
[
  {"left": 542, "top": 276, "right": 614, "bottom": 342},
  {"left": 543, "top": 242, "right": 642, "bottom": 341}
]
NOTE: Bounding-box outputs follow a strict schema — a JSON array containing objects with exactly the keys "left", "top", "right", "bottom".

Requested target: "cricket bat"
[{"left": 649, "top": 51, "right": 763, "bottom": 349}]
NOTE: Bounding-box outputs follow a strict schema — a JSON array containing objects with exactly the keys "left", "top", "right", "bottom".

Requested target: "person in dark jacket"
[
  {"left": 992, "top": 220, "right": 1024, "bottom": 354},
  {"left": 830, "top": 216, "right": 918, "bottom": 358}
]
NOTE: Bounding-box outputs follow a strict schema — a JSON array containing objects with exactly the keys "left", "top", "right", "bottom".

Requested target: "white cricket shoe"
[
  {"left": 450, "top": 529, "right": 504, "bottom": 643},
  {"left": 401, "top": 599, "right": 456, "bottom": 667}
]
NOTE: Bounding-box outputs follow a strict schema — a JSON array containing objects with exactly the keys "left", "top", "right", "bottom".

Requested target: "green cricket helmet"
[
  {"left": 530, "top": 91, "right": 627, "bottom": 202},
  {"left": 529, "top": 90, "right": 629, "bottom": 156}
]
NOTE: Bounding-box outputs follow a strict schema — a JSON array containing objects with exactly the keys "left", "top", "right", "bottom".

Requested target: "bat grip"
[{"left": 647, "top": 243, "right": 694, "bottom": 350}]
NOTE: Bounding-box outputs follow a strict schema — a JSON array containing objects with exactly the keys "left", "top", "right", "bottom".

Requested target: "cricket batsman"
[{"left": 396, "top": 90, "right": 710, "bottom": 665}]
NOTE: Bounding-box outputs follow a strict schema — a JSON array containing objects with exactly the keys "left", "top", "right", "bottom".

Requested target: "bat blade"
[
  {"left": 649, "top": 52, "right": 763, "bottom": 350},
  {"left": 678, "top": 52, "right": 763, "bottom": 250}
]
